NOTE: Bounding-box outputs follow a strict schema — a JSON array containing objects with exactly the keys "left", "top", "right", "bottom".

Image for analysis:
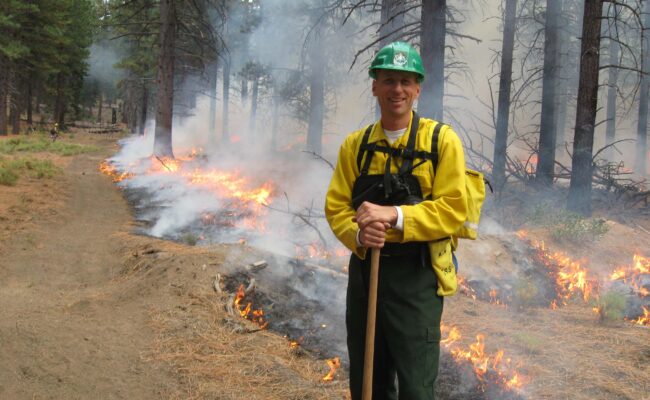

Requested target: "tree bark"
[
  {"left": 26, "top": 81, "right": 32, "bottom": 125},
  {"left": 307, "top": 32, "right": 325, "bottom": 155},
  {"left": 419, "top": 0, "right": 446, "bottom": 121},
  {"left": 380, "top": 0, "right": 406, "bottom": 47},
  {"left": 249, "top": 75, "right": 259, "bottom": 137},
  {"left": 10, "top": 101, "right": 19, "bottom": 135},
  {"left": 375, "top": 0, "right": 407, "bottom": 119},
  {"left": 0, "top": 60, "right": 10, "bottom": 136},
  {"left": 492, "top": 0, "right": 517, "bottom": 191},
  {"left": 54, "top": 73, "right": 66, "bottom": 128},
  {"left": 555, "top": 0, "right": 569, "bottom": 150},
  {"left": 153, "top": 0, "right": 176, "bottom": 158},
  {"left": 605, "top": 16, "right": 619, "bottom": 160},
  {"left": 536, "top": 0, "right": 561, "bottom": 186},
  {"left": 222, "top": 59, "right": 230, "bottom": 143},
  {"left": 635, "top": 0, "right": 650, "bottom": 174},
  {"left": 208, "top": 60, "right": 218, "bottom": 147},
  {"left": 567, "top": 0, "right": 603, "bottom": 216},
  {"left": 271, "top": 93, "right": 279, "bottom": 151},
  {"left": 140, "top": 85, "right": 148, "bottom": 136},
  {"left": 97, "top": 93, "right": 103, "bottom": 123}
]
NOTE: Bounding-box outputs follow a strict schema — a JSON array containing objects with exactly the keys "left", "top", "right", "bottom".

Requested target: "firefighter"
[
  {"left": 50, "top": 123, "right": 59, "bottom": 142},
  {"left": 325, "top": 41, "right": 468, "bottom": 399}
]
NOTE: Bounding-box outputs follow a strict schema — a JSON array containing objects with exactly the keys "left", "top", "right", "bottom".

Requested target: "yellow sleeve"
[
  {"left": 325, "top": 134, "right": 367, "bottom": 259},
  {"left": 401, "top": 126, "right": 468, "bottom": 241}
]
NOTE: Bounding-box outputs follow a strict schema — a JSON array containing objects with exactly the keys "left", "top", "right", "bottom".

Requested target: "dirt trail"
[{"left": 0, "top": 150, "right": 178, "bottom": 399}]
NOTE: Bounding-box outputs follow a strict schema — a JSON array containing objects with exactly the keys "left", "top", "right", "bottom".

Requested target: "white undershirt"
[{"left": 383, "top": 127, "right": 408, "bottom": 145}]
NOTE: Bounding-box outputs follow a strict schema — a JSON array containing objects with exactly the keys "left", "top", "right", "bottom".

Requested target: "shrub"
[
  {"left": 181, "top": 233, "right": 199, "bottom": 246},
  {"left": 592, "top": 291, "right": 626, "bottom": 323},
  {"left": 0, "top": 165, "right": 19, "bottom": 186}
]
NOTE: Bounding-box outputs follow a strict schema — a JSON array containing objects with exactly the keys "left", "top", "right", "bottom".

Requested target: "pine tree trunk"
[
  {"left": 54, "top": 73, "right": 66, "bottom": 127},
  {"left": 271, "top": 94, "right": 279, "bottom": 151},
  {"left": 249, "top": 75, "right": 259, "bottom": 137},
  {"left": 379, "top": 0, "right": 406, "bottom": 47},
  {"left": 635, "top": 0, "right": 650, "bottom": 174},
  {"left": 307, "top": 33, "right": 325, "bottom": 155},
  {"left": 605, "top": 26, "right": 619, "bottom": 160},
  {"left": 153, "top": 0, "right": 176, "bottom": 158},
  {"left": 567, "top": 0, "right": 603, "bottom": 216},
  {"left": 10, "top": 104, "right": 19, "bottom": 135},
  {"left": 97, "top": 93, "right": 103, "bottom": 123},
  {"left": 555, "top": 0, "right": 569, "bottom": 150},
  {"left": 492, "top": 0, "right": 517, "bottom": 191},
  {"left": 241, "top": 79, "right": 248, "bottom": 103},
  {"left": 208, "top": 60, "right": 218, "bottom": 147},
  {"left": 375, "top": 0, "right": 407, "bottom": 119},
  {"left": 222, "top": 59, "right": 230, "bottom": 142},
  {"left": 536, "top": 0, "right": 561, "bottom": 186},
  {"left": 27, "top": 81, "right": 33, "bottom": 125},
  {"left": 0, "top": 59, "right": 10, "bottom": 136},
  {"left": 420, "top": 0, "right": 446, "bottom": 120},
  {"left": 140, "top": 85, "right": 148, "bottom": 136}
]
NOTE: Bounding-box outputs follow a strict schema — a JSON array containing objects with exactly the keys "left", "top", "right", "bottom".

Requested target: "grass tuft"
[
  {"left": 0, "top": 136, "right": 98, "bottom": 156},
  {"left": 0, "top": 157, "right": 62, "bottom": 185}
]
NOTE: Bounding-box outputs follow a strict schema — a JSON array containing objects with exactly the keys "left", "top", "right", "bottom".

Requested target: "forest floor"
[{"left": 0, "top": 128, "right": 648, "bottom": 399}]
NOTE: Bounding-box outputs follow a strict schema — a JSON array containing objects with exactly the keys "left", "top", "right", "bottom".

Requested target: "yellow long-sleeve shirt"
[{"left": 325, "top": 113, "right": 468, "bottom": 295}]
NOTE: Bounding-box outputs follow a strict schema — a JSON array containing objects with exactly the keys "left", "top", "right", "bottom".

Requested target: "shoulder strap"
[
  {"left": 430, "top": 122, "right": 447, "bottom": 175},
  {"left": 356, "top": 124, "right": 374, "bottom": 174},
  {"left": 398, "top": 112, "right": 420, "bottom": 175}
]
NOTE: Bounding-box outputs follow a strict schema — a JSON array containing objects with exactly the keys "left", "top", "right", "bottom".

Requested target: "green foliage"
[
  {"left": 513, "top": 277, "right": 540, "bottom": 308},
  {"left": 0, "top": 165, "right": 19, "bottom": 185},
  {"left": 0, "top": 157, "right": 61, "bottom": 185},
  {"left": 181, "top": 233, "right": 198, "bottom": 246},
  {"left": 526, "top": 203, "right": 610, "bottom": 242},
  {"left": 512, "top": 331, "right": 544, "bottom": 354},
  {"left": 592, "top": 291, "right": 626, "bottom": 323},
  {"left": 0, "top": 137, "right": 98, "bottom": 155}
]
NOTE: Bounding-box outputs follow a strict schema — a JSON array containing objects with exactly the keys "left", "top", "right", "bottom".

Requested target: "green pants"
[{"left": 346, "top": 251, "right": 443, "bottom": 400}]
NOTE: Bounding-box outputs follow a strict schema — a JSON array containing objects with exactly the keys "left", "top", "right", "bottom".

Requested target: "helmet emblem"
[{"left": 393, "top": 52, "right": 407, "bottom": 67}]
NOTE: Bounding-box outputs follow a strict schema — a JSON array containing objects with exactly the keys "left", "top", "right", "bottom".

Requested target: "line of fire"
[{"left": 100, "top": 140, "right": 649, "bottom": 399}]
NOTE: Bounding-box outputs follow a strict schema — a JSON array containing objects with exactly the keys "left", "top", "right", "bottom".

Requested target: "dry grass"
[
  {"left": 445, "top": 296, "right": 650, "bottom": 400},
  {"left": 146, "top": 293, "right": 349, "bottom": 400}
]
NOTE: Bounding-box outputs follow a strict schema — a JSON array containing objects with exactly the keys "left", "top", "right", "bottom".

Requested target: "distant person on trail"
[
  {"left": 325, "top": 41, "right": 468, "bottom": 399},
  {"left": 50, "top": 123, "right": 59, "bottom": 142}
]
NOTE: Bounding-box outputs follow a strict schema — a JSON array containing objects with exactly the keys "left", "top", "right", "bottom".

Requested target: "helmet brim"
[{"left": 369, "top": 66, "right": 425, "bottom": 83}]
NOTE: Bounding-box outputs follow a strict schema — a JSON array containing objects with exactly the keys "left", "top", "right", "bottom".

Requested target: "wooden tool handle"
[{"left": 362, "top": 248, "right": 381, "bottom": 400}]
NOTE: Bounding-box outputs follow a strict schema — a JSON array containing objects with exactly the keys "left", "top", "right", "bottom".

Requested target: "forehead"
[{"left": 374, "top": 69, "right": 419, "bottom": 82}]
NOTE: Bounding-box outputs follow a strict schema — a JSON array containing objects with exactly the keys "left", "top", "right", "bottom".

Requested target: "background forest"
[{"left": 2, "top": 0, "right": 650, "bottom": 216}]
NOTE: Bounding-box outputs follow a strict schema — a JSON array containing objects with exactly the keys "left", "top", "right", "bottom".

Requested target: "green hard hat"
[{"left": 369, "top": 41, "right": 425, "bottom": 82}]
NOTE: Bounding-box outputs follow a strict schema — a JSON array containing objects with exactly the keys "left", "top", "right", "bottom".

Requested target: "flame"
[
  {"left": 322, "top": 357, "right": 341, "bottom": 382},
  {"left": 630, "top": 306, "right": 649, "bottom": 326},
  {"left": 441, "top": 324, "right": 524, "bottom": 391},
  {"left": 609, "top": 253, "right": 650, "bottom": 298},
  {"left": 99, "top": 161, "right": 134, "bottom": 182},
  {"left": 294, "top": 243, "right": 350, "bottom": 261},
  {"left": 518, "top": 231, "right": 595, "bottom": 304},
  {"left": 233, "top": 284, "right": 269, "bottom": 329},
  {"left": 457, "top": 275, "right": 477, "bottom": 300}
]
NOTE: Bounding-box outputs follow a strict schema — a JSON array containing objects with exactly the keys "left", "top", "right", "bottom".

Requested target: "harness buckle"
[{"left": 401, "top": 148, "right": 414, "bottom": 159}]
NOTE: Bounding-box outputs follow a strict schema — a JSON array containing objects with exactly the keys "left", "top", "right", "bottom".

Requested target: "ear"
[{"left": 371, "top": 79, "right": 377, "bottom": 97}]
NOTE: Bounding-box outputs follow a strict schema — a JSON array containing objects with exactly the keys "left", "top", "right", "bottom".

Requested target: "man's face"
[{"left": 372, "top": 69, "right": 421, "bottom": 121}]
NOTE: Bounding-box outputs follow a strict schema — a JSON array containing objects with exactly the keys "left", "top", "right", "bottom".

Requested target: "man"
[
  {"left": 325, "top": 41, "right": 468, "bottom": 399},
  {"left": 50, "top": 123, "right": 59, "bottom": 142}
]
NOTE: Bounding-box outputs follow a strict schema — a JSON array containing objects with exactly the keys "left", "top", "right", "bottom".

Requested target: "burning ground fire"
[
  {"left": 101, "top": 153, "right": 274, "bottom": 234},
  {"left": 441, "top": 324, "right": 524, "bottom": 392},
  {"left": 515, "top": 231, "right": 649, "bottom": 325},
  {"left": 232, "top": 284, "right": 269, "bottom": 329}
]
